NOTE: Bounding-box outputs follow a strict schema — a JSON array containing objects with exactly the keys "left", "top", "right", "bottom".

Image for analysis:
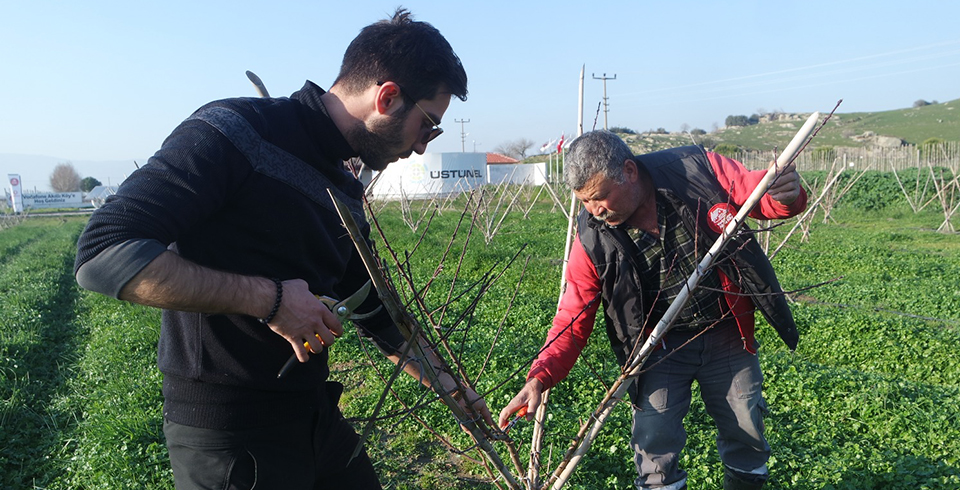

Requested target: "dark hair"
[{"left": 334, "top": 8, "right": 467, "bottom": 103}]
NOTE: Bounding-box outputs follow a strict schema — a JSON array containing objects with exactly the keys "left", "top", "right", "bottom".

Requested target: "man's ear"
[
  {"left": 623, "top": 158, "right": 639, "bottom": 183},
  {"left": 375, "top": 81, "right": 404, "bottom": 115}
]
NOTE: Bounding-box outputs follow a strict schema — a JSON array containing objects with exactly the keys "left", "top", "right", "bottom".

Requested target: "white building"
[{"left": 364, "top": 152, "right": 548, "bottom": 200}]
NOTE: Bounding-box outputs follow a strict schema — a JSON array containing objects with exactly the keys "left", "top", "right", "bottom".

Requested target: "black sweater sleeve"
[{"left": 75, "top": 117, "right": 251, "bottom": 296}]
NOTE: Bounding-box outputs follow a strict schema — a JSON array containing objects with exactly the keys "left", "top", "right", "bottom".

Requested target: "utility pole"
[
  {"left": 592, "top": 73, "right": 616, "bottom": 130},
  {"left": 455, "top": 118, "right": 470, "bottom": 152}
]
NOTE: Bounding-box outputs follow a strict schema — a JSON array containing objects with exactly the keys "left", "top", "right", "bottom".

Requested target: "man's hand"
[
  {"left": 498, "top": 378, "right": 544, "bottom": 429},
  {"left": 767, "top": 162, "right": 801, "bottom": 205},
  {"left": 265, "top": 279, "right": 344, "bottom": 362},
  {"left": 116, "top": 252, "right": 342, "bottom": 364},
  {"left": 118, "top": 253, "right": 342, "bottom": 360},
  {"left": 434, "top": 370, "right": 494, "bottom": 429},
  {"left": 451, "top": 384, "right": 495, "bottom": 430},
  {"left": 388, "top": 348, "right": 494, "bottom": 431}
]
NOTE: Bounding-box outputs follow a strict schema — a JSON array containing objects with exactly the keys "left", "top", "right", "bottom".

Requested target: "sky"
[{"left": 2, "top": 0, "right": 959, "bottom": 192}]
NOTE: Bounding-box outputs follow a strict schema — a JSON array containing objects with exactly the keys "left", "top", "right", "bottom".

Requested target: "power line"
[
  {"left": 615, "top": 41, "right": 960, "bottom": 100},
  {"left": 592, "top": 73, "right": 616, "bottom": 130},
  {"left": 455, "top": 118, "right": 470, "bottom": 152}
]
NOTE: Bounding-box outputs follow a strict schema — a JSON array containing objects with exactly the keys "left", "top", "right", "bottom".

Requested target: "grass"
[
  {"left": 1, "top": 187, "right": 959, "bottom": 489},
  {"left": 0, "top": 217, "right": 88, "bottom": 489},
  {"left": 51, "top": 291, "right": 169, "bottom": 490},
  {"left": 762, "top": 207, "right": 960, "bottom": 488}
]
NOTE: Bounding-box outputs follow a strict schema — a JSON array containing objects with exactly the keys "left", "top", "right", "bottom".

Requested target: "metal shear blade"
[
  {"left": 317, "top": 280, "right": 379, "bottom": 322},
  {"left": 276, "top": 280, "right": 380, "bottom": 378}
]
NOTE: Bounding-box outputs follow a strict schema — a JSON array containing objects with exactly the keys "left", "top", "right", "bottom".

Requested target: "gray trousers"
[{"left": 631, "top": 323, "right": 770, "bottom": 489}]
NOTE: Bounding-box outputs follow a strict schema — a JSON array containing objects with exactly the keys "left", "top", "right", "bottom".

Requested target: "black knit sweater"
[{"left": 75, "top": 81, "right": 404, "bottom": 429}]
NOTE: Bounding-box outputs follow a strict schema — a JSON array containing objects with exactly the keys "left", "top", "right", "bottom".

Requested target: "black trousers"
[{"left": 164, "top": 383, "right": 381, "bottom": 490}]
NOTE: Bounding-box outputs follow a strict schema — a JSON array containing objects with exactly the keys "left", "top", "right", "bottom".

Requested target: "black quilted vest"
[{"left": 577, "top": 145, "right": 800, "bottom": 371}]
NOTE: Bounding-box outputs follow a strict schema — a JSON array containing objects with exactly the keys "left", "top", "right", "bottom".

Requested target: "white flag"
[{"left": 540, "top": 139, "right": 557, "bottom": 154}]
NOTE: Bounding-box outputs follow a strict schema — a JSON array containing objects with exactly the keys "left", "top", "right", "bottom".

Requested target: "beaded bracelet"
[{"left": 258, "top": 278, "right": 283, "bottom": 324}]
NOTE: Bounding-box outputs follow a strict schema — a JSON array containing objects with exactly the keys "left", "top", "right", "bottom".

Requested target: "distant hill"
[{"left": 617, "top": 98, "right": 959, "bottom": 154}]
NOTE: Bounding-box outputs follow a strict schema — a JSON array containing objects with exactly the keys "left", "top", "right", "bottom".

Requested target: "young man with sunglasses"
[{"left": 74, "top": 8, "right": 489, "bottom": 489}]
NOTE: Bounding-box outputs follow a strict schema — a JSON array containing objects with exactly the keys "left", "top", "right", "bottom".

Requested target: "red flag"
[{"left": 556, "top": 133, "right": 565, "bottom": 154}]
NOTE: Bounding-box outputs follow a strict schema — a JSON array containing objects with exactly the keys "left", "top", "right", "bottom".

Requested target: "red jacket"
[{"left": 529, "top": 151, "right": 807, "bottom": 390}]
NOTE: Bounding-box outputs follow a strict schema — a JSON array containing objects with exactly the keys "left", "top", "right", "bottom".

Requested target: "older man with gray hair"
[{"left": 501, "top": 130, "right": 807, "bottom": 489}]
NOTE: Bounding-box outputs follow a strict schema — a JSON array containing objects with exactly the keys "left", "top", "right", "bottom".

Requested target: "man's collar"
[{"left": 291, "top": 81, "right": 357, "bottom": 163}]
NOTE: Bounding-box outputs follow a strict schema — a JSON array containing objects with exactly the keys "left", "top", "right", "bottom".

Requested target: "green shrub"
[
  {"left": 920, "top": 137, "right": 946, "bottom": 159},
  {"left": 836, "top": 171, "right": 906, "bottom": 211},
  {"left": 725, "top": 115, "right": 750, "bottom": 127},
  {"left": 80, "top": 177, "right": 102, "bottom": 192},
  {"left": 712, "top": 143, "right": 740, "bottom": 158},
  {"left": 811, "top": 146, "right": 836, "bottom": 162}
]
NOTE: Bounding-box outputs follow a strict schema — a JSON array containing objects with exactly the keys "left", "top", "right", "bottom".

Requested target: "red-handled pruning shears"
[
  {"left": 276, "top": 280, "right": 380, "bottom": 378},
  {"left": 501, "top": 406, "right": 529, "bottom": 433}
]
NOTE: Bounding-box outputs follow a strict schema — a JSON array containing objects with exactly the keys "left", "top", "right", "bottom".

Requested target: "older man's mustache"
[{"left": 592, "top": 212, "right": 611, "bottom": 223}]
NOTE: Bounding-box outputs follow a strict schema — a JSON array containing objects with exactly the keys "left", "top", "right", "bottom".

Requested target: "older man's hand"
[{"left": 767, "top": 162, "right": 801, "bottom": 205}]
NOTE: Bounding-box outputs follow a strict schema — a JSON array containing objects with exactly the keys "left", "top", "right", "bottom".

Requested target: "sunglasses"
[{"left": 378, "top": 81, "right": 444, "bottom": 144}]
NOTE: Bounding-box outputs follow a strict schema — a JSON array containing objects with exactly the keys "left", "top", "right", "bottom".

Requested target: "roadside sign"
[{"left": 8, "top": 174, "right": 23, "bottom": 213}]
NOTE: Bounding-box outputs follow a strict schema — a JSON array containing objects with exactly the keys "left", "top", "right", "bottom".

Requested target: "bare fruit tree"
[
  {"left": 50, "top": 162, "right": 82, "bottom": 192},
  {"left": 494, "top": 138, "right": 536, "bottom": 160}
]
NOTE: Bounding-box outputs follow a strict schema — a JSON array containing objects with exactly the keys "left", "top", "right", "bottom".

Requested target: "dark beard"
[{"left": 347, "top": 113, "right": 409, "bottom": 172}]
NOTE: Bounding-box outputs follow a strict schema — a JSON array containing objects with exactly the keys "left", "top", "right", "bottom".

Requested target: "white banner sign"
[
  {"left": 23, "top": 192, "right": 83, "bottom": 209},
  {"left": 367, "top": 152, "right": 486, "bottom": 200},
  {"left": 7, "top": 174, "right": 23, "bottom": 213}
]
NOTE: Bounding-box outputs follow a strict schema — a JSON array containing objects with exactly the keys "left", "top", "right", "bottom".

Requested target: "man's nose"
[{"left": 412, "top": 139, "right": 428, "bottom": 155}]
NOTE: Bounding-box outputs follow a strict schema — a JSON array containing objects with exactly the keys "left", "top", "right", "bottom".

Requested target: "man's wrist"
[
  {"left": 435, "top": 371, "right": 459, "bottom": 397},
  {"left": 258, "top": 277, "right": 283, "bottom": 324}
]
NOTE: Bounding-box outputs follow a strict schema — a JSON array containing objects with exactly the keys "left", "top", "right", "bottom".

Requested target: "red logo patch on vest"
[{"left": 707, "top": 203, "right": 737, "bottom": 233}]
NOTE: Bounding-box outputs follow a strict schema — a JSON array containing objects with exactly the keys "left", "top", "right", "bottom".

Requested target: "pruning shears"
[
  {"left": 501, "top": 406, "right": 529, "bottom": 433},
  {"left": 276, "top": 280, "right": 381, "bottom": 378}
]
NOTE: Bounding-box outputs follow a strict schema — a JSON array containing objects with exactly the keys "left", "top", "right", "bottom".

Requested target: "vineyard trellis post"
[
  {"left": 931, "top": 166, "right": 960, "bottom": 232},
  {"left": 526, "top": 64, "right": 586, "bottom": 488}
]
